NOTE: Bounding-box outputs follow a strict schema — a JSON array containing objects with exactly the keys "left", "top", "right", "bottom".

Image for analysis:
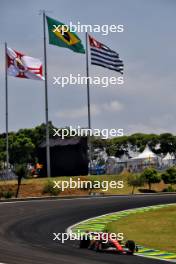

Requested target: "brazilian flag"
[{"left": 46, "top": 16, "right": 85, "bottom": 54}]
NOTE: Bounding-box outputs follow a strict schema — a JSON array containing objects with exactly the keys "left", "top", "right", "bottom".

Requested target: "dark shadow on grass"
[{"left": 138, "top": 188, "right": 157, "bottom": 193}]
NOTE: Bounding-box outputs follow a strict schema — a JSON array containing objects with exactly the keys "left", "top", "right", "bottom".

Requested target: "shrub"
[
  {"left": 42, "top": 180, "right": 61, "bottom": 196},
  {"left": 163, "top": 185, "right": 175, "bottom": 192},
  {"left": 3, "top": 190, "right": 14, "bottom": 199}
]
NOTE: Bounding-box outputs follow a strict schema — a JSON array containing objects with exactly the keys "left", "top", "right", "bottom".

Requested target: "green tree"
[
  {"left": 162, "top": 167, "right": 176, "bottom": 187},
  {"left": 141, "top": 168, "right": 161, "bottom": 190},
  {"left": 159, "top": 133, "right": 176, "bottom": 154},
  {"left": 107, "top": 136, "right": 129, "bottom": 156},
  {"left": 9, "top": 134, "right": 35, "bottom": 164},
  {"left": 127, "top": 174, "right": 145, "bottom": 194}
]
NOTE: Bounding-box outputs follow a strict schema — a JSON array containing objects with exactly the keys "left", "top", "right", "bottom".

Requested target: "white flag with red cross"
[{"left": 6, "top": 47, "right": 44, "bottom": 80}]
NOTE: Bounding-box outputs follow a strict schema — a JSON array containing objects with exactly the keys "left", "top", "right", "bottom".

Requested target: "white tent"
[
  {"left": 131, "top": 145, "right": 157, "bottom": 160},
  {"left": 163, "top": 153, "right": 174, "bottom": 161},
  {"left": 162, "top": 153, "right": 175, "bottom": 166},
  {"left": 120, "top": 154, "right": 129, "bottom": 162}
]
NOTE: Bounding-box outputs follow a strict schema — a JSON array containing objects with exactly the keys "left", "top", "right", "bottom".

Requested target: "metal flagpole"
[
  {"left": 85, "top": 32, "right": 91, "bottom": 130},
  {"left": 85, "top": 32, "right": 92, "bottom": 173},
  {"left": 5, "top": 42, "right": 9, "bottom": 173},
  {"left": 43, "top": 11, "right": 51, "bottom": 177}
]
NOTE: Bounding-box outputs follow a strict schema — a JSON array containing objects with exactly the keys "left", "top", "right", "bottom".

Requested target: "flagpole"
[
  {"left": 5, "top": 42, "right": 9, "bottom": 173},
  {"left": 85, "top": 32, "right": 92, "bottom": 173},
  {"left": 85, "top": 32, "right": 91, "bottom": 129},
  {"left": 43, "top": 10, "right": 51, "bottom": 177}
]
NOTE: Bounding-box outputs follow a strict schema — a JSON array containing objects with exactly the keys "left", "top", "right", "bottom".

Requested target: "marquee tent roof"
[
  {"left": 131, "top": 145, "right": 157, "bottom": 160},
  {"left": 163, "top": 153, "right": 175, "bottom": 160}
]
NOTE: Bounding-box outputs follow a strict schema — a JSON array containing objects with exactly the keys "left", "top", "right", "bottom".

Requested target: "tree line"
[
  {"left": 128, "top": 167, "right": 176, "bottom": 194},
  {"left": 0, "top": 122, "right": 176, "bottom": 167}
]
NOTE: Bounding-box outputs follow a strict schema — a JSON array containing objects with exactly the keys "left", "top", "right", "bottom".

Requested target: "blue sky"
[{"left": 0, "top": 0, "right": 176, "bottom": 135}]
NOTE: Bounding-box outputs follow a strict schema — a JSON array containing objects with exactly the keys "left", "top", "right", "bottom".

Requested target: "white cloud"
[
  {"left": 102, "top": 101, "right": 123, "bottom": 112},
  {"left": 126, "top": 123, "right": 169, "bottom": 135},
  {"left": 126, "top": 113, "right": 176, "bottom": 135},
  {"left": 55, "top": 100, "right": 123, "bottom": 119}
]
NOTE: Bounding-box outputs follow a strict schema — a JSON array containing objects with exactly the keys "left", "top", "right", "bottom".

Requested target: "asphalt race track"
[{"left": 0, "top": 194, "right": 176, "bottom": 264}]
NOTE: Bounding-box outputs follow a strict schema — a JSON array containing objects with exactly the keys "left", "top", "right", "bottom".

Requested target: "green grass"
[
  {"left": 0, "top": 172, "right": 175, "bottom": 196},
  {"left": 106, "top": 205, "right": 176, "bottom": 253},
  {"left": 0, "top": 175, "right": 117, "bottom": 184},
  {"left": 0, "top": 173, "right": 132, "bottom": 196}
]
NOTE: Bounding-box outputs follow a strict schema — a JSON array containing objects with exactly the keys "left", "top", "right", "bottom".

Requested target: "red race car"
[{"left": 79, "top": 232, "right": 138, "bottom": 255}]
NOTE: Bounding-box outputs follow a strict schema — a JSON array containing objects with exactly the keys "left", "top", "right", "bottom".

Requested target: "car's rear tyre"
[
  {"left": 125, "top": 240, "right": 136, "bottom": 253},
  {"left": 95, "top": 242, "right": 101, "bottom": 252},
  {"left": 79, "top": 237, "right": 90, "bottom": 248}
]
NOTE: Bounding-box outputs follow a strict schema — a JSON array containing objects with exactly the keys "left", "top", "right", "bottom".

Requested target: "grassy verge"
[
  {"left": 0, "top": 172, "right": 175, "bottom": 198},
  {"left": 0, "top": 173, "right": 128, "bottom": 198},
  {"left": 106, "top": 205, "right": 176, "bottom": 253}
]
